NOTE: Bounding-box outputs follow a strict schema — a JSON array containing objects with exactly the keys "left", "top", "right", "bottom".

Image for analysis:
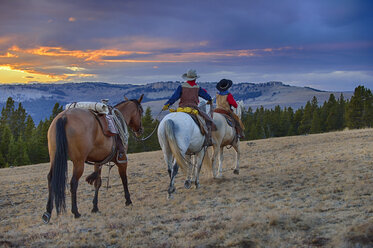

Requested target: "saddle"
[
  {"left": 170, "top": 107, "right": 208, "bottom": 135},
  {"left": 95, "top": 113, "right": 117, "bottom": 137},
  {"left": 214, "top": 108, "right": 235, "bottom": 128},
  {"left": 65, "top": 101, "right": 127, "bottom": 165},
  {"left": 90, "top": 110, "right": 127, "bottom": 164}
]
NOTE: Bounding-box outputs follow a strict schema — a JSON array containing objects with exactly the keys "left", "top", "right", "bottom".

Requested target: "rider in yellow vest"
[
  {"left": 216, "top": 79, "right": 245, "bottom": 138},
  {"left": 162, "top": 69, "right": 214, "bottom": 146}
]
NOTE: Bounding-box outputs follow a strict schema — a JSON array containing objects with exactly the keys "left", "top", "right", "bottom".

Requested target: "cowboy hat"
[
  {"left": 182, "top": 69, "right": 200, "bottom": 81},
  {"left": 216, "top": 79, "right": 233, "bottom": 91}
]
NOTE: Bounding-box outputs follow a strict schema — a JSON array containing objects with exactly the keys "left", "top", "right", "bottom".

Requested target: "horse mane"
[{"left": 114, "top": 99, "right": 143, "bottom": 114}]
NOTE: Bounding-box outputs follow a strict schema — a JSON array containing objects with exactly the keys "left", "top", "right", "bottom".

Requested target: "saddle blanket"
[
  {"left": 105, "top": 115, "right": 118, "bottom": 134},
  {"left": 65, "top": 102, "right": 109, "bottom": 114}
]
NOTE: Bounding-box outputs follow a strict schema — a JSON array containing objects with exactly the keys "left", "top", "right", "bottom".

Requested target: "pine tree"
[
  {"left": 347, "top": 86, "right": 365, "bottom": 129},
  {"left": 7, "top": 135, "right": 17, "bottom": 167},
  {"left": 241, "top": 107, "right": 253, "bottom": 139},
  {"left": 286, "top": 107, "right": 295, "bottom": 136},
  {"left": 299, "top": 101, "right": 313, "bottom": 134},
  {"left": 11, "top": 102, "right": 27, "bottom": 140},
  {"left": 337, "top": 94, "right": 346, "bottom": 129},
  {"left": 13, "top": 137, "right": 31, "bottom": 166},
  {"left": 141, "top": 107, "right": 160, "bottom": 151},
  {"left": 0, "top": 97, "right": 15, "bottom": 125},
  {"left": 0, "top": 152, "right": 5, "bottom": 168},
  {"left": 0, "top": 124, "right": 13, "bottom": 167},
  {"left": 49, "top": 103, "right": 63, "bottom": 122},
  {"left": 24, "top": 116, "right": 35, "bottom": 143},
  {"left": 362, "top": 88, "right": 373, "bottom": 127},
  {"left": 293, "top": 107, "right": 303, "bottom": 135},
  {"left": 325, "top": 94, "right": 339, "bottom": 131},
  {"left": 310, "top": 109, "right": 321, "bottom": 134}
]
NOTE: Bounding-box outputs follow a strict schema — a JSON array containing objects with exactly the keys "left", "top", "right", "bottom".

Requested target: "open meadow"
[{"left": 0, "top": 129, "right": 372, "bottom": 247}]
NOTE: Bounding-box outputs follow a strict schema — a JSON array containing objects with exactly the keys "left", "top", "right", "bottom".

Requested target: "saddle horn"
[{"left": 124, "top": 96, "right": 129, "bottom": 101}]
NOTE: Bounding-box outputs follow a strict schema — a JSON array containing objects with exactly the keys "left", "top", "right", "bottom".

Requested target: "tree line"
[
  {"left": 0, "top": 85, "right": 371, "bottom": 168},
  {"left": 241, "top": 85, "right": 372, "bottom": 139}
]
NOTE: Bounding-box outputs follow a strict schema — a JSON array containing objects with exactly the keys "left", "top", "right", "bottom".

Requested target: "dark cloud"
[{"left": 0, "top": 0, "right": 372, "bottom": 89}]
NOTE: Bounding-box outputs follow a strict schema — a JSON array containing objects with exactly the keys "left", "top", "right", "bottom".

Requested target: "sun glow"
[{"left": 0, "top": 66, "right": 61, "bottom": 84}]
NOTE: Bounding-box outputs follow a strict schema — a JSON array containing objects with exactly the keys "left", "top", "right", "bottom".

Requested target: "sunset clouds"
[{"left": 0, "top": 0, "right": 372, "bottom": 90}]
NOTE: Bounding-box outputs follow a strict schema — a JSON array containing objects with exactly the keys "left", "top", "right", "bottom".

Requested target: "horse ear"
[
  {"left": 138, "top": 94, "right": 144, "bottom": 103},
  {"left": 124, "top": 96, "right": 129, "bottom": 101}
]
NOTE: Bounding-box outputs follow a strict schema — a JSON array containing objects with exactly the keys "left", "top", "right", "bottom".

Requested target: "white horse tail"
[
  {"left": 164, "top": 119, "right": 189, "bottom": 175},
  {"left": 202, "top": 146, "right": 213, "bottom": 176}
]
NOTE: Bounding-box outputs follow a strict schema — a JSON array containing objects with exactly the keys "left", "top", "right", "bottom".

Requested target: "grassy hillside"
[{"left": 0, "top": 129, "right": 372, "bottom": 247}]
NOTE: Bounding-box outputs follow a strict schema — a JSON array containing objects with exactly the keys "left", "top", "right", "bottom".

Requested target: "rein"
[{"left": 131, "top": 109, "right": 164, "bottom": 142}]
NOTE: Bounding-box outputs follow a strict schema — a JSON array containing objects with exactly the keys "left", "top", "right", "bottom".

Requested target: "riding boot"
[
  {"left": 236, "top": 127, "right": 245, "bottom": 139},
  {"left": 116, "top": 137, "right": 127, "bottom": 163}
]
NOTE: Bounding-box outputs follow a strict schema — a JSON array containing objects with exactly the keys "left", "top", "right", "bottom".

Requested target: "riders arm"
[
  {"left": 198, "top": 87, "right": 212, "bottom": 102},
  {"left": 165, "top": 85, "right": 182, "bottom": 106},
  {"left": 227, "top": 93, "right": 238, "bottom": 108}
]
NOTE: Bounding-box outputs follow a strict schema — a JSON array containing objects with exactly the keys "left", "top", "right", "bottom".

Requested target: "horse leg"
[
  {"left": 194, "top": 149, "right": 206, "bottom": 188},
  {"left": 86, "top": 165, "right": 102, "bottom": 213},
  {"left": 117, "top": 162, "right": 132, "bottom": 206},
  {"left": 211, "top": 144, "right": 219, "bottom": 178},
  {"left": 233, "top": 141, "right": 240, "bottom": 175},
  {"left": 184, "top": 155, "right": 193, "bottom": 189},
  {"left": 168, "top": 162, "right": 178, "bottom": 199},
  {"left": 42, "top": 169, "right": 53, "bottom": 223},
  {"left": 218, "top": 147, "right": 224, "bottom": 177},
  {"left": 162, "top": 149, "right": 177, "bottom": 199},
  {"left": 70, "top": 161, "right": 84, "bottom": 218}
]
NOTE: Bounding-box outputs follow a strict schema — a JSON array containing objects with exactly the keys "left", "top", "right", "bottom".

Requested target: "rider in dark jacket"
[{"left": 163, "top": 69, "right": 214, "bottom": 146}]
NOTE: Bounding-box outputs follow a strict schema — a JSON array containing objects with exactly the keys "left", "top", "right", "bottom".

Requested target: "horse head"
[{"left": 115, "top": 94, "right": 144, "bottom": 137}]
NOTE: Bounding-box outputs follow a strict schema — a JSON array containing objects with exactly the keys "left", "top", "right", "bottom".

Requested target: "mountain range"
[{"left": 0, "top": 81, "right": 353, "bottom": 123}]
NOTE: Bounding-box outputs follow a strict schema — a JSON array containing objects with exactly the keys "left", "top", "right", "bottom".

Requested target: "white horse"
[
  {"left": 210, "top": 100, "right": 244, "bottom": 178},
  {"left": 157, "top": 112, "right": 210, "bottom": 198}
]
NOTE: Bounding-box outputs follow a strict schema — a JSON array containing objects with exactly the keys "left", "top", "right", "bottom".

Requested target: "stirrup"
[{"left": 116, "top": 152, "right": 127, "bottom": 163}]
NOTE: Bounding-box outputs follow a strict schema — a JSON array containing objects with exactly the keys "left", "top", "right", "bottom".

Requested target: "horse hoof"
[
  {"left": 168, "top": 186, "right": 176, "bottom": 195},
  {"left": 42, "top": 212, "right": 51, "bottom": 224},
  {"left": 167, "top": 194, "right": 174, "bottom": 200},
  {"left": 125, "top": 200, "right": 132, "bottom": 206},
  {"left": 91, "top": 208, "right": 99, "bottom": 213},
  {"left": 184, "top": 180, "right": 191, "bottom": 189},
  {"left": 195, "top": 182, "right": 200, "bottom": 189},
  {"left": 233, "top": 169, "right": 239, "bottom": 175},
  {"left": 74, "top": 213, "right": 81, "bottom": 219}
]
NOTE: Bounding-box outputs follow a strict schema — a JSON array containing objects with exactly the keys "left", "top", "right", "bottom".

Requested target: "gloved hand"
[
  {"left": 162, "top": 104, "right": 170, "bottom": 111},
  {"left": 207, "top": 100, "right": 212, "bottom": 105}
]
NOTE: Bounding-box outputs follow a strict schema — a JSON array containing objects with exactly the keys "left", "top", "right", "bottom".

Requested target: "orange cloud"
[{"left": 1, "top": 43, "right": 297, "bottom": 83}]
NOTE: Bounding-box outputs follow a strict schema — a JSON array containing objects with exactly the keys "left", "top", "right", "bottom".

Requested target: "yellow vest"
[{"left": 216, "top": 94, "right": 231, "bottom": 111}]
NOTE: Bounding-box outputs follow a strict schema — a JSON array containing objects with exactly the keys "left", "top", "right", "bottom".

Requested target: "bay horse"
[
  {"left": 42, "top": 95, "right": 144, "bottom": 223},
  {"left": 210, "top": 100, "right": 244, "bottom": 178},
  {"left": 157, "top": 112, "right": 211, "bottom": 199}
]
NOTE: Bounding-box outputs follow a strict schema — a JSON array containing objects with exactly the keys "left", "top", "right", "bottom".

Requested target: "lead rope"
[
  {"left": 112, "top": 108, "right": 129, "bottom": 149},
  {"left": 105, "top": 162, "right": 115, "bottom": 189},
  {"left": 131, "top": 109, "right": 164, "bottom": 142}
]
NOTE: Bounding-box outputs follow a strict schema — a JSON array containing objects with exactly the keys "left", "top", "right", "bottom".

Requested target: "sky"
[{"left": 0, "top": 0, "right": 372, "bottom": 91}]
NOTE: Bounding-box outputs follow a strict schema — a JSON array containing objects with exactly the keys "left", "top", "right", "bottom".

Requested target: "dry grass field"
[{"left": 1, "top": 129, "right": 372, "bottom": 247}]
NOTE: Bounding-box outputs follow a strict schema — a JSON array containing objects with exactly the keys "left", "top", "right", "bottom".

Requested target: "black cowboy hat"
[{"left": 216, "top": 79, "right": 233, "bottom": 92}]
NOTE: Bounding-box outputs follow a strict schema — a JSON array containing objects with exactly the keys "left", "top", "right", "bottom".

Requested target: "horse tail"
[
  {"left": 202, "top": 147, "right": 213, "bottom": 176},
  {"left": 164, "top": 119, "right": 189, "bottom": 175},
  {"left": 51, "top": 116, "right": 68, "bottom": 215}
]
